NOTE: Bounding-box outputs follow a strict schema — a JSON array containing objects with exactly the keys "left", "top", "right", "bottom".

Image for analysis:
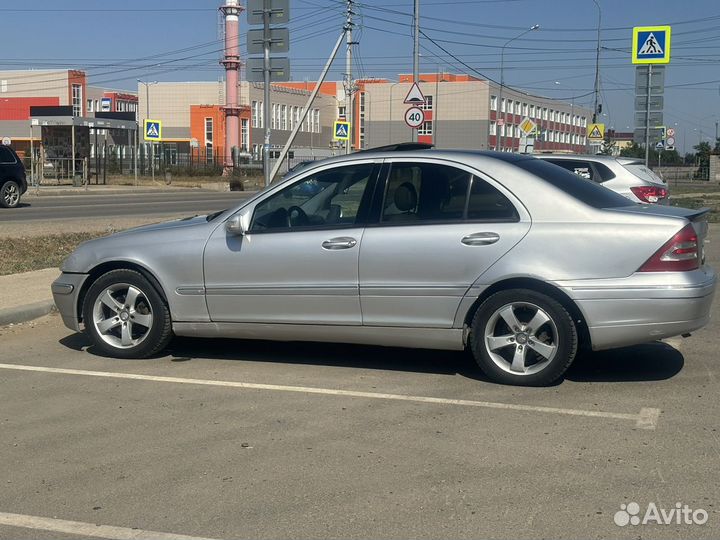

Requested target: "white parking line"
[
  {"left": 0, "top": 511, "right": 219, "bottom": 540},
  {"left": 0, "top": 363, "right": 660, "bottom": 430}
]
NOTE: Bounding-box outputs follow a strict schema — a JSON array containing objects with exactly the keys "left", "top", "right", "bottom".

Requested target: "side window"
[
  {"left": 0, "top": 146, "right": 16, "bottom": 164},
  {"left": 250, "top": 163, "right": 374, "bottom": 232},
  {"left": 592, "top": 161, "right": 616, "bottom": 183},
  {"left": 381, "top": 163, "right": 470, "bottom": 223},
  {"left": 546, "top": 159, "right": 595, "bottom": 181},
  {"left": 467, "top": 176, "right": 519, "bottom": 222}
]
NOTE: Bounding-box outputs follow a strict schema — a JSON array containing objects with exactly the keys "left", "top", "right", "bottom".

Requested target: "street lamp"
[
  {"left": 137, "top": 79, "right": 158, "bottom": 182},
  {"left": 498, "top": 24, "right": 539, "bottom": 152}
]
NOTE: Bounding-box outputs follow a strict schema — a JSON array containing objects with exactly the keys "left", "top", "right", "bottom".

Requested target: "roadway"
[{"left": 1, "top": 191, "right": 253, "bottom": 222}]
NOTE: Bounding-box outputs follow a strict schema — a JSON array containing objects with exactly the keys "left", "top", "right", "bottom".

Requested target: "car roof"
[{"left": 534, "top": 153, "right": 622, "bottom": 163}]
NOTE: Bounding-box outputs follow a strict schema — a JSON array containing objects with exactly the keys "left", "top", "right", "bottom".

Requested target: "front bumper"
[
  {"left": 557, "top": 267, "right": 717, "bottom": 350},
  {"left": 51, "top": 272, "right": 89, "bottom": 332}
]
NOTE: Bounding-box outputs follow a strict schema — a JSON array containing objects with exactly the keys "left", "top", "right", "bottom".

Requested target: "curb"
[{"left": 0, "top": 300, "right": 56, "bottom": 327}]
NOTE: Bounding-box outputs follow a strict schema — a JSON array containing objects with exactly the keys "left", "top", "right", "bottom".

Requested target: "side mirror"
[{"left": 225, "top": 210, "right": 251, "bottom": 236}]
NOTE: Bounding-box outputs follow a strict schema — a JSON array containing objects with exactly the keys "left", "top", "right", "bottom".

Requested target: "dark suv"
[{"left": 0, "top": 145, "right": 27, "bottom": 208}]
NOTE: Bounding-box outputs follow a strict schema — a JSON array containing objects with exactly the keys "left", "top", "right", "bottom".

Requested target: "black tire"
[
  {"left": 82, "top": 269, "right": 173, "bottom": 359},
  {"left": 469, "top": 289, "right": 577, "bottom": 386},
  {"left": 0, "top": 180, "right": 21, "bottom": 208}
]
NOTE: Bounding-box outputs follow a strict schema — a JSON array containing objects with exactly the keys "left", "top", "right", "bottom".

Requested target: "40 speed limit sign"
[{"left": 404, "top": 106, "right": 425, "bottom": 128}]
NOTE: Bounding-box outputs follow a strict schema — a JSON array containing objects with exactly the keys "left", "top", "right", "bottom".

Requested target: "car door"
[
  {"left": 203, "top": 160, "right": 379, "bottom": 325},
  {"left": 358, "top": 158, "right": 531, "bottom": 328}
]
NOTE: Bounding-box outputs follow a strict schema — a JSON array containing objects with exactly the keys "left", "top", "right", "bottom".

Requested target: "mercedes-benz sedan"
[{"left": 52, "top": 146, "right": 716, "bottom": 386}]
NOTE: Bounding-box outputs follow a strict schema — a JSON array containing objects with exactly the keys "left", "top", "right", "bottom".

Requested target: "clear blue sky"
[{"left": 2, "top": 0, "right": 719, "bottom": 153}]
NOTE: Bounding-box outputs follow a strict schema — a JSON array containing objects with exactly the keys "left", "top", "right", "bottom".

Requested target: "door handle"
[
  {"left": 461, "top": 232, "right": 500, "bottom": 246},
  {"left": 322, "top": 237, "right": 357, "bottom": 250}
]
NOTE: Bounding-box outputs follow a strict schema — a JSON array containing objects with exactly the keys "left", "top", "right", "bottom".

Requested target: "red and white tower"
[{"left": 220, "top": 0, "right": 243, "bottom": 168}]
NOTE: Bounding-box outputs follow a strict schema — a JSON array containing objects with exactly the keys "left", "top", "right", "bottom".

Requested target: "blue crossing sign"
[
  {"left": 632, "top": 26, "right": 671, "bottom": 64},
  {"left": 333, "top": 120, "right": 350, "bottom": 141},
  {"left": 143, "top": 119, "right": 162, "bottom": 141}
]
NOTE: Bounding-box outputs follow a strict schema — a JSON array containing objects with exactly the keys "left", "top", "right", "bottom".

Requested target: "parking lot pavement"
[
  {"left": 0, "top": 225, "right": 717, "bottom": 540},
  {"left": 0, "top": 301, "right": 718, "bottom": 540}
]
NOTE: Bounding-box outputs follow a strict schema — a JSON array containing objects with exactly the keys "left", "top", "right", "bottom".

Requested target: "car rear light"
[
  {"left": 630, "top": 185, "right": 668, "bottom": 203},
  {"left": 638, "top": 223, "right": 699, "bottom": 272}
]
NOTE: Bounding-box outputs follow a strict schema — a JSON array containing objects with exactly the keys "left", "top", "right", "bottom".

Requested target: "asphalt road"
[{"left": 1, "top": 191, "right": 253, "bottom": 222}]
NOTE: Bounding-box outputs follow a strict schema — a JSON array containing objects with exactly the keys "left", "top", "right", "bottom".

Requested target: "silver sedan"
[{"left": 52, "top": 148, "right": 716, "bottom": 386}]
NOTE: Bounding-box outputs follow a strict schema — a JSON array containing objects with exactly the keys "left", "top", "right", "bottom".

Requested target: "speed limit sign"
[{"left": 404, "top": 106, "right": 425, "bottom": 128}]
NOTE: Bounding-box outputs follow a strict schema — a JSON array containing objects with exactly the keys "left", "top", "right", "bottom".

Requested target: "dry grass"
[{"left": 0, "top": 232, "right": 104, "bottom": 276}]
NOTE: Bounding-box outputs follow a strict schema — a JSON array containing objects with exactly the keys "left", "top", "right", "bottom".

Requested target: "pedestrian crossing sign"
[
  {"left": 587, "top": 123, "right": 605, "bottom": 140},
  {"left": 144, "top": 119, "right": 162, "bottom": 141},
  {"left": 632, "top": 26, "right": 671, "bottom": 64},
  {"left": 333, "top": 120, "right": 350, "bottom": 141}
]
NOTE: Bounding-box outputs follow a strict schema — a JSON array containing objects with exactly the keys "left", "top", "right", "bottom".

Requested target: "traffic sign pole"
[{"left": 645, "top": 64, "right": 652, "bottom": 167}]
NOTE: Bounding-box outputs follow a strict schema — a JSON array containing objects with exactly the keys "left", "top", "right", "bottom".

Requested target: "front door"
[
  {"left": 359, "top": 159, "right": 531, "bottom": 328},
  {"left": 203, "top": 161, "right": 378, "bottom": 325}
]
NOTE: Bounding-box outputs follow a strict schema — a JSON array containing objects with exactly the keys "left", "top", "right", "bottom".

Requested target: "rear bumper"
[
  {"left": 557, "top": 267, "right": 717, "bottom": 350},
  {"left": 51, "top": 272, "right": 89, "bottom": 332}
]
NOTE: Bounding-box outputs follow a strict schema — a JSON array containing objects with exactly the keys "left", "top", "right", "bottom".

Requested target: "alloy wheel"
[
  {"left": 2, "top": 182, "right": 19, "bottom": 207},
  {"left": 92, "top": 283, "right": 154, "bottom": 349}
]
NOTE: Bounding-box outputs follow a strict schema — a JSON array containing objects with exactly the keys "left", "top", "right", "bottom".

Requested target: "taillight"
[
  {"left": 638, "top": 223, "right": 699, "bottom": 272},
  {"left": 630, "top": 185, "right": 668, "bottom": 203}
]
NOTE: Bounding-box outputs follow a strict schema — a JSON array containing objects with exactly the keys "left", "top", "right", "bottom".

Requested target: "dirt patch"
[{"left": 0, "top": 232, "right": 105, "bottom": 275}]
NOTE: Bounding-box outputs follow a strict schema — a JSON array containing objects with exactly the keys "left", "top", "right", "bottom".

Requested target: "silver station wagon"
[{"left": 52, "top": 144, "right": 716, "bottom": 386}]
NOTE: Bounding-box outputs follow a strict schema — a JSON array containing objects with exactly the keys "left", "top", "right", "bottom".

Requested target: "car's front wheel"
[
  {"left": 469, "top": 289, "right": 577, "bottom": 386},
  {"left": 0, "top": 180, "right": 21, "bottom": 208},
  {"left": 82, "top": 269, "right": 172, "bottom": 358}
]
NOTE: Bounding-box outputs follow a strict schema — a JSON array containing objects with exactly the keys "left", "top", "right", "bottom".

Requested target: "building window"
[
  {"left": 205, "top": 117, "right": 213, "bottom": 164},
  {"left": 281, "top": 104, "right": 287, "bottom": 130},
  {"left": 72, "top": 84, "right": 83, "bottom": 117},
  {"left": 295, "top": 106, "right": 301, "bottom": 132},
  {"left": 490, "top": 121, "right": 497, "bottom": 136},
  {"left": 490, "top": 95, "right": 497, "bottom": 111},
  {"left": 418, "top": 121, "right": 433, "bottom": 135},
  {"left": 420, "top": 95, "right": 433, "bottom": 111},
  {"left": 87, "top": 99, "right": 94, "bottom": 113},
  {"left": 542, "top": 107, "right": 548, "bottom": 120},
  {"left": 529, "top": 104, "right": 535, "bottom": 118},
  {"left": 251, "top": 101, "right": 259, "bottom": 128},
  {"left": 313, "top": 108, "right": 320, "bottom": 133},
  {"left": 501, "top": 98, "right": 506, "bottom": 113},
  {"left": 241, "top": 118, "right": 249, "bottom": 152},
  {"left": 522, "top": 103, "right": 528, "bottom": 116},
  {"left": 338, "top": 105, "right": 346, "bottom": 118}
]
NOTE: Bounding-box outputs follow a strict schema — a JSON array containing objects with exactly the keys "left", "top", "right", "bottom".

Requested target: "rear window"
[
  {"left": 518, "top": 159, "right": 633, "bottom": 209},
  {"left": 622, "top": 162, "right": 666, "bottom": 185},
  {"left": 0, "top": 146, "right": 17, "bottom": 164}
]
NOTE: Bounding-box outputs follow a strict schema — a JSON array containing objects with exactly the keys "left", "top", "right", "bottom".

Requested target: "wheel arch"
[
  {"left": 76, "top": 260, "right": 169, "bottom": 323},
  {"left": 461, "top": 277, "right": 592, "bottom": 351}
]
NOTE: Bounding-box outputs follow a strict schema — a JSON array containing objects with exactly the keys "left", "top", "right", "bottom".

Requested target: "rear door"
[{"left": 358, "top": 158, "right": 531, "bottom": 328}]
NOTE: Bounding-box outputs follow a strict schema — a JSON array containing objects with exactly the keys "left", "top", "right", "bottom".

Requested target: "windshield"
[{"left": 622, "top": 162, "right": 666, "bottom": 185}]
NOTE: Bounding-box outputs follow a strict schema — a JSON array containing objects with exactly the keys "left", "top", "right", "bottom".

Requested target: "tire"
[
  {"left": 469, "top": 289, "right": 577, "bottom": 386},
  {"left": 82, "top": 269, "right": 173, "bottom": 359},
  {"left": 0, "top": 180, "right": 21, "bottom": 208}
]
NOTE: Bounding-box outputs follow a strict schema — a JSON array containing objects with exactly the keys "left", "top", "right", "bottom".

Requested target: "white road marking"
[
  {"left": 0, "top": 363, "right": 660, "bottom": 429},
  {"left": 0, "top": 511, "right": 219, "bottom": 540}
]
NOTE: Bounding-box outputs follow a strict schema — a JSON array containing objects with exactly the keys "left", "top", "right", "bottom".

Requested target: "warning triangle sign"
[
  {"left": 147, "top": 123, "right": 159, "bottom": 137},
  {"left": 589, "top": 125, "right": 602, "bottom": 139},
  {"left": 404, "top": 82, "right": 425, "bottom": 104},
  {"left": 638, "top": 32, "right": 663, "bottom": 55}
]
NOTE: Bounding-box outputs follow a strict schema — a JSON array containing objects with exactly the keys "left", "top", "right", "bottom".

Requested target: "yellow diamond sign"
[
  {"left": 519, "top": 116, "right": 537, "bottom": 136},
  {"left": 588, "top": 123, "right": 605, "bottom": 140}
]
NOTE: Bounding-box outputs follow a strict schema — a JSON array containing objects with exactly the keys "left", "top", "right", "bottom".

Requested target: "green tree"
[{"left": 599, "top": 135, "right": 617, "bottom": 156}]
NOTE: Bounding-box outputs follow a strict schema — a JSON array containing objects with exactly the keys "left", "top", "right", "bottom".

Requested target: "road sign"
[
  {"left": 247, "top": 28, "right": 289, "bottom": 55},
  {"left": 403, "top": 83, "right": 425, "bottom": 105},
  {"left": 404, "top": 107, "right": 425, "bottom": 128},
  {"left": 333, "top": 120, "right": 350, "bottom": 141},
  {"left": 634, "top": 66, "right": 665, "bottom": 95},
  {"left": 655, "top": 141, "right": 665, "bottom": 150},
  {"left": 666, "top": 127, "right": 675, "bottom": 138},
  {"left": 519, "top": 116, "right": 537, "bottom": 136},
  {"left": 633, "top": 127, "right": 664, "bottom": 144},
  {"left": 246, "top": 57, "right": 290, "bottom": 82},
  {"left": 666, "top": 136, "right": 676, "bottom": 147},
  {"left": 143, "top": 119, "right": 162, "bottom": 141},
  {"left": 247, "top": 0, "right": 290, "bottom": 25},
  {"left": 632, "top": 26, "right": 671, "bottom": 64},
  {"left": 634, "top": 95, "right": 664, "bottom": 112},
  {"left": 587, "top": 123, "right": 605, "bottom": 140},
  {"left": 1, "top": 137, "right": 10, "bottom": 146}
]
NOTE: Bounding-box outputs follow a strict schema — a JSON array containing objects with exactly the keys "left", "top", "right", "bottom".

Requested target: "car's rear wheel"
[
  {"left": 82, "top": 269, "right": 172, "bottom": 358},
  {"left": 469, "top": 289, "right": 577, "bottom": 386},
  {"left": 0, "top": 180, "right": 21, "bottom": 208}
]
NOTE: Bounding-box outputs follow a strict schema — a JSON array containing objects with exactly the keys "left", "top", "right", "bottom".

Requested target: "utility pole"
[
  {"left": 344, "top": 0, "right": 354, "bottom": 154},
  {"left": 262, "top": 2, "right": 272, "bottom": 186},
  {"left": 412, "top": 0, "right": 419, "bottom": 142},
  {"left": 592, "top": 0, "right": 601, "bottom": 124},
  {"left": 644, "top": 64, "right": 652, "bottom": 167}
]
